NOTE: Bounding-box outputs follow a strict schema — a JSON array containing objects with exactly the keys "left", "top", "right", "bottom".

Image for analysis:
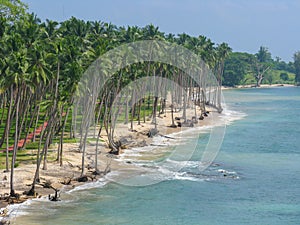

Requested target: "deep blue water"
[{"left": 11, "top": 87, "right": 300, "bottom": 225}]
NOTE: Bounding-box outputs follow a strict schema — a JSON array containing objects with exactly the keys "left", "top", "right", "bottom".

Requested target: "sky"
[{"left": 23, "top": 0, "right": 300, "bottom": 62}]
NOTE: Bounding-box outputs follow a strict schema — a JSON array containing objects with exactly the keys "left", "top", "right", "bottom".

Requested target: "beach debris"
[
  {"left": 119, "top": 137, "right": 129, "bottom": 145},
  {"left": 42, "top": 180, "right": 52, "bottom": 189},
  {"left": 158, "top": 134, "right": 175, "bottom": 139},
  {"left": 48, "top": 188, "right": 60, "bottom": 202},
  {"left": 108, "top": 140, "right": 121, "bottom": 155},
  {"left": 181, "top": 120, "right": 194, "bottom": 127},
  {"left": 118, "top": 136, "right": 134, "bottom": 149},
  {"left": 147, "top": 128, "right": 159, "bottom": 138},
  {"left": 0, "top": 207, "right": 10, "bottom": 225},
  {"left": 217, "top": 169, "right": 239, "bottom": 179},
  {"left": 76, "top": 175, "right": 88, "bottom": 182},
  {"left": 136, "top": 140, "right": 147, "bottom": 147},
  {"left": 169, "top": 124, "right": 177, "bottom": 128},
  {"left": 75, "top": 174, "right": 99, "bottom": 182},
  {"left": 61, "top": 176, "right": 73, "bottom": 185},
  {"left": 0, "top": 208, "right": 8, "bottom": 219}
]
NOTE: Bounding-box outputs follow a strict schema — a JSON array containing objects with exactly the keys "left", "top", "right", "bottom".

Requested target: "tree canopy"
[
  {"left": 223, "top": 46, "right": 296, "bottom": 87},
  {"left": 0, "top": 0, "right": 298, "bottom": 197},
  {"left": 0, "top": 1, "right": 232, "bottom": 196},
  {"left": 293, "top": 51, "right": 300, "bottom": 85}
]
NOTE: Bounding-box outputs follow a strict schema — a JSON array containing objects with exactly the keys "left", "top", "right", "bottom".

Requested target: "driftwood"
[
  {"left": 108, "top": 140, "right": 121, "bottom": 155},
  {"left": 147, "top": 128, "right": 159, "bottom": 138},
  {"left": 61, "top": 175, "right": 74, "bottom": 185},
  {"left": 42, "top": 180, "right": 52, "bottom": 189},
  {"left": 158, "top": 134, "right": 175, "bottom": 139},
  {"left": 48, "top": 187, "right": 60, "bottom": 202},
  {"left": 76, "top": 175, "right": 88, "bottom": 182},
  {"left": 67, "top": 161, "right": 75, "bottom": 167}
]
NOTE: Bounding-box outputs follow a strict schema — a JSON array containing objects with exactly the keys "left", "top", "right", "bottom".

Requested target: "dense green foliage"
[
  {"left": 0, "top": 0, "right": 299, "bottom": 197},
  {"left": 223, "top": 52, "right": 253, "bottom": 86},
  {"left": 223, "top": 47, "right": 296, "bottom": 87},
  {"left": 0, "top": 0, "right": 232, "bottom": 196},
  {"left": 294, "top": 51, "right": 300, "bottom": 85}
]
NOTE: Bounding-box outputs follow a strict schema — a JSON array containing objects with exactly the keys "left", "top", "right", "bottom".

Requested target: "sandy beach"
[{"left": 222, "top": 83, "right": 295, "bottom": 90}]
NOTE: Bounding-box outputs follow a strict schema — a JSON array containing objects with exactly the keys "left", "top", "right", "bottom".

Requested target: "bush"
[{"left": 280, "top": 73, "right": 289, "bottom": 81}]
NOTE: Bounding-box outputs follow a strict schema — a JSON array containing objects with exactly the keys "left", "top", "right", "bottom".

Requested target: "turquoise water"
[{"left": 11, "top": 87, "right": 300, "bottom": 224}]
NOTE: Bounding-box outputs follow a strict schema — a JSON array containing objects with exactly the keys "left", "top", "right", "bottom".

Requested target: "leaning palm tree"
[{"left": 215, "top": 43, "right": 232, "bottom": 112}]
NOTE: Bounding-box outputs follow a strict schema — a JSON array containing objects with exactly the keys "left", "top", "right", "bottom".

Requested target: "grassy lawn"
[{"left": 0, "top": 149, "right": 56, "bottom": 170}]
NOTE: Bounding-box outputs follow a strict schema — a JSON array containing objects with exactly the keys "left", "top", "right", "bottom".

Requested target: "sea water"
[{"left": 9, "top": 87, "right": 300, "bottom": 224}]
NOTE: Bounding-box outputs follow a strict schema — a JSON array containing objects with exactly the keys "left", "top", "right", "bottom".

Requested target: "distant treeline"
[{"left": 223, "top": 47, "right": 297, "bottom": 87}]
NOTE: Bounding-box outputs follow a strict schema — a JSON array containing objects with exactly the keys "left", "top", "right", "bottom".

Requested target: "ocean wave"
[
  {"left": 112, "top": 106, "right": 245, "bottom": 185},
  {"left": 4, "top": 195, "right": 49, "bottom": 219},
  {"left": 221, "top": 108, "right": 247, "bottom": 125},
  {"left": 4, "top": 107, "right": 245, "bottom": 221},
  {"left": 68, "top": 177, "right": 108, "bottom": 193}
]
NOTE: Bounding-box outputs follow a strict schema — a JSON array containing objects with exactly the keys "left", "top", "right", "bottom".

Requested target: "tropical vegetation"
[{"left": 0, "top": 0, "right": 298, "bottom": 198}]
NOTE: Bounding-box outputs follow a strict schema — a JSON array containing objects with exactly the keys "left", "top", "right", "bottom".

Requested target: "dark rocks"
[
  {"left": 48, "top": 189, "right": 60, "bottom": 202},
  {"left": 77, "top": 175, "right": 88, "bottom": 182}
]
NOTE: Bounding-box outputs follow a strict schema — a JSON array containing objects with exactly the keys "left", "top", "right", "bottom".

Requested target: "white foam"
[
  {"left": 220, "top": 108, "right": 247, "bottom": 125},
  {"left": 174, "top": 172, "right": 203, "bottom": 182},
  {"left": 217, "top": 168, "right": 237, "bottom": 175},
  {"left": 68, "top": 178, "right": 108, "bottom": 193}
]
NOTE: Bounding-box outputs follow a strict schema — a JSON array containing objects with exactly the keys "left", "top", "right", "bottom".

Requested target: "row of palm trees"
[{"left": 0, "top": 11, "right": 231, "bottom": 197}]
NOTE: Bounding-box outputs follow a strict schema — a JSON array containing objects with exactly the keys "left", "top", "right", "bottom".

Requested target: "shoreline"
[
  {"left": 1, "top": 84, "right": 291, "bottom": 223},
  {"left": 222, "top": 83, "right": 295, "bottom": 90},
  {"left": 0, "top": 103, "right": 222, "bottom": 223}
]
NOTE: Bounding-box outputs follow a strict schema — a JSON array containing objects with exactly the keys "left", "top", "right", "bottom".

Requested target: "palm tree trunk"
[
  {"left": 59, "top": 107, "right": 70, "bottom": 166},
  {"left": 27, "top": 117, "right": 47, "bottom": 195},
  {"left": 32, "top": 104, "right": 40, "bottom": 142},
  {"left": 10, "top": 91, "right": 20, "bottom": 197},
  {"left": 5, "top": 86, "right": 14, "bottom": 172}
]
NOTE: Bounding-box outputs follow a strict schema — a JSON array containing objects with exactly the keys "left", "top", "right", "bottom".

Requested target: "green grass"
[
  {"left": 0, "top": 150, "right": 38, "bottom": 169},
  {"left": 0, "top": 96, "right": 161, "bottom": 170},
  {"left": 0, "top": 148, "right": 58, "bottom": 170}
]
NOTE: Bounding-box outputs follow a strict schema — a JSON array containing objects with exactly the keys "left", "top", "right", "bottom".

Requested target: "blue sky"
[{"left": 23, "top": 0, "right": 300, "bottom": 62}]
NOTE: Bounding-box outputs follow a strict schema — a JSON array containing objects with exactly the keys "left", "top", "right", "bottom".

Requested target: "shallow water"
[{"left": 10, "top": 87, "right": 300, "bottom": 225}]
